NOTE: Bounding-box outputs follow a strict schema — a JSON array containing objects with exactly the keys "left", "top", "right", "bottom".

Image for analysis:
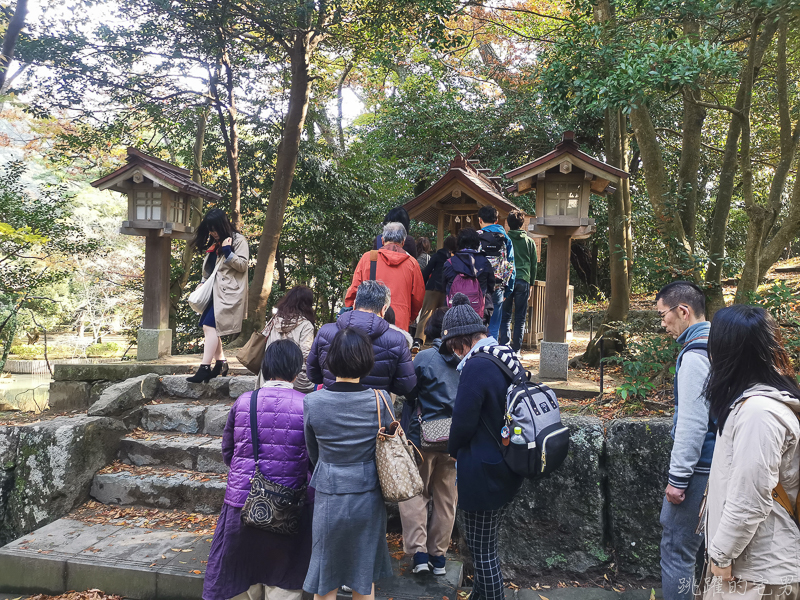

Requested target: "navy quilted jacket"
[
  {"left": 306, "top": 310, "right": 416, "bottom": 395},
  {"left": 222, "top": 384, "right": 309, "bottom": 507}
]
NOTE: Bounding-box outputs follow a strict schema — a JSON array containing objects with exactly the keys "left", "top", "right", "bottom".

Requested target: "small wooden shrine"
[
  {"left": 91, "top": 148, "right": 222, "bottom": 360},
  {"left": 403, "top": 150, "right": 525, "bottom": 248}
]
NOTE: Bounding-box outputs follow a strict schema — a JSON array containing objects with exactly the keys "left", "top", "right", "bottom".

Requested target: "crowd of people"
[{"left": 186, "top": 207, "right": 800, "bottom": 600}]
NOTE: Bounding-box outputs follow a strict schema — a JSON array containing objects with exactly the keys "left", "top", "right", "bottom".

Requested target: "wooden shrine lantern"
[
  {"left": 505, "top": 132, "right": 629, "bottom": 379},
  {"left": 92, "top": 148, "right": 222, "bottom": 361}
]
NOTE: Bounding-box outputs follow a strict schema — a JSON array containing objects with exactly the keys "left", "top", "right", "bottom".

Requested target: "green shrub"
[{"left": 85, "top": 342, "right": 122, "bottom": 357}]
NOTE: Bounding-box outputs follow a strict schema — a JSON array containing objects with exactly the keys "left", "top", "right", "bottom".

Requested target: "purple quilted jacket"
[
  {"left": 222, "top": 383, "right": 309, "bottom": 508},
  {"left": 306, "top": 309, "right": 416, "bottom": 395}
]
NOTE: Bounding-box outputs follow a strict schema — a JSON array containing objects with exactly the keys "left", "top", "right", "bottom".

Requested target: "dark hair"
[
  {"left": 425, "top": 307, "right": 447, "bottom": 340},
  {"left": 705, "top": 304, "right": 800, "bottom": 433},
  {"left": 261, "top": 339, "right": 304, "bottom": 382},
  {"left": 444, "top": 331, "right": 485, "bottom": 355},
  {"left": 416, "top": 237, "right": 431, "bottom": 254},
  {"left": 478, "top": 205, "right": 498, "bottom": 224},
  {"left": 383, "top": 207, "right": 411, "bottom": 234},
  {"left": 507, "top": 210, "right": 525, "bottom": 230},
  {"left": 457, "top": 227, "right": 481, "bottom": 251},
  {"left": 191, "top": 208, "right": 235, "bottom": 252},
  {"left": 384, "top": 306, "right": 396, "bottom": 326},
  {"left": 656, "top": 281, "right": 705, "bottom": 318},
  {"left": 276, "top": 285, "right": 315, "bottom": 326},
  {"left": 325, "top": 327, "right": 375, "bottom": 379},
  {"left": 443, "top": 235, "right": 457, "bottom": 253}
]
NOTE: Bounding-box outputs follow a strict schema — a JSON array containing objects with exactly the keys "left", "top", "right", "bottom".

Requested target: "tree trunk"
[
  {"left": 677, "top": 89, "right": 706, "bottom": 252},
  {"left": 169, "top": 107, "right": 209, "bottom": 334},
  {"left": 0, "top": 0, "right": 28, "bottom": 91},
  {"left": 704, "top": 12, "right": 780, "bottom": 315},
  {"left": 243, "top": 36, "right": 313, "bottom": 337},
  {"left": 579, "top": 107, "right": 630, "bottom": 366},
  {"left": 214, "top": 52, "right": 243, "bottom": 231}
]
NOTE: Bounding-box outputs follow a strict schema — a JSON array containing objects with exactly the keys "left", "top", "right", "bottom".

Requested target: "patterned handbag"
[
  {"left": 374, "top": 389, "right": 424, "bottom": 503},
  {"left": 241, "top": 390, "right": 307, "bottom": 534},
  {"left": 417, "top": 404, "right": 451, "bottom": 453}
]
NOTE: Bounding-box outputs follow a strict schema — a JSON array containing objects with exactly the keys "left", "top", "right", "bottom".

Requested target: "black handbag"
[{"left": 241, "top": 390, "right": 307, "bottom": 534}]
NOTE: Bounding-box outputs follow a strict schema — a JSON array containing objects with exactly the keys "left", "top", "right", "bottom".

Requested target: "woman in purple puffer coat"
[{"left": 203, "top": 339, "right": 312, "bottom": 600}]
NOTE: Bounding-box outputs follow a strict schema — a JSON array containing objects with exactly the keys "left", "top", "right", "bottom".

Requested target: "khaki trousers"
[
  {"left": 229, "top": 584, "right": 303, "bottom": 600},
  {"left": 398, "top": 450, "right": 458, "bottom": 557},
  {"left": 703, "top": 579, "right": 800, "bottom": 600},
  {"left": 417, "top": 291, "right": 446, "bottom": 344}
]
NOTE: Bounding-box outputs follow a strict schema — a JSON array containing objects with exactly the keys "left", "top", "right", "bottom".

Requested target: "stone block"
[
  {"left": 229, "top": 376, "right": 257, "bottom": 399},
  {"left": 606, "top": 417, "right": 673, "bottom": 578},
  {"left": 1, "top": 415, "right": 124, "bottom": 542},
  {"left": 0, "top": 426, "right": 19, "bottom": 527},
  {"left": 203, "top": 404, "right": 231, "bottom": 436},
  {"left": 498, "top": 416, "right": 608, "bottom": 577},
  {"left": 539, "top": 341, "right": 569, "bottom": 380},
  {"left": 90, "top": 470, "right": 226, "bottom": 513},
  {"left": 48, "top": 381, "right": 91, "bottom": 412},
  {"left": 136, "top": 328, "right": 172, "bottom": 361},
  {"left": 160, "top": 375, "right": 230, "bottom": 399},
  {"left": 90, "top": 380, "right": 113, "bottom": 405},
  {"left": 88, "top": 374, "right": 160, "bottom": 417},
  {"left": 141, "top": 403, "right": 206, "bottom": 434}
]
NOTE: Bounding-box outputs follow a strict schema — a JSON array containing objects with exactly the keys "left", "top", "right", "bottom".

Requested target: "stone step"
[
  {"left": 158, "top": 375, "right": 256, "bottom": 401},
  {"left": 0, "top": 512, "right": 465, "bottom": 600},
  {"left": 140, "top": 402, "right": 231, "bottom": 436},
  {"left": 91, "top": 463, "right": 226, "bottom": 514},
  {"left": 120, "top": 432, "right": 226, "bottom": 473}
]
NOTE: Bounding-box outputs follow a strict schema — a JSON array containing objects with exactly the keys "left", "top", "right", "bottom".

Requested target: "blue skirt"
[{"left": 199, "top": 297, "right": 216, "bottom": 328}]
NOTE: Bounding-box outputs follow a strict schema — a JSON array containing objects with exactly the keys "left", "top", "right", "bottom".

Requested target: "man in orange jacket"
[{"left": 345, "top": 222, "right": 425, "bottom": 332}]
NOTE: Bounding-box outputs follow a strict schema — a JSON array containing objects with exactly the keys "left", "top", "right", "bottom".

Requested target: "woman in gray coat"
[
  {"left": 187, "top": 209, "right": 249, "bottom": 383},
  {"left": 303, "top": 327, "right": 394, "bottom": 600}
]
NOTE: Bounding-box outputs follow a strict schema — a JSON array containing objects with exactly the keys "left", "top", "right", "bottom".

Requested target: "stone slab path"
[{"left": 0, "top": 517, "right": 464, "bottom": 600}]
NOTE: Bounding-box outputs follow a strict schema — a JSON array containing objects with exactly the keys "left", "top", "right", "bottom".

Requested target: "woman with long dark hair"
[
  {"left": 703, "top": 305, "right": 799, "bottom": 598},
  {"left": 257, "top": 285, "right": 316, "bottom": 393},
  {"left": 187, "top": 208, "right": 249, "bottom": 383}
]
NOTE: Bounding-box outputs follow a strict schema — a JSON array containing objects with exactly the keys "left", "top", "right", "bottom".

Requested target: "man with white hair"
[{"left": 345, "top": 222, "right": 425, "bottom": 331}]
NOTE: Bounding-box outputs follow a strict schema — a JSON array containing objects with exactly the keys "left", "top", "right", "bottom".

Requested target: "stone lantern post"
[
  {"left": 91, "top": 148, "right": 222, "bottom": 360},
  {"left": 505, "top": 132, "right": 629, "bottom": 379}
]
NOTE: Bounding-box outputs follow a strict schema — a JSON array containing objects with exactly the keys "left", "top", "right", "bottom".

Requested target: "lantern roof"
[
  {"left": 91, "top": 147, "right": 222, "bottom": 201},
  {"left": 403, "top": 151, "right": 522, "bottom": 227},
  {"left": 503, "top": 132, "right": 629, "bottom": 193}
]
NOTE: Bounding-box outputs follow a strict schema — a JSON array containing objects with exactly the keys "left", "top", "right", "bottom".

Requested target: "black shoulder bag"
[{"left": 241, "top": 390, "right": 307, "bottom": 534}]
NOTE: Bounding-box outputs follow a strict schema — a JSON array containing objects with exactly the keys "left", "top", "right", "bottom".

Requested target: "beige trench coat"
[
  {"left": 201, "top": 232, "right": 249, "bottom": 336},
  {"left": 255, "top": 316, "right": 315, "bottom": 393},
  {"left": 706, "top": 385, "right": 800, "bottom": 585}
]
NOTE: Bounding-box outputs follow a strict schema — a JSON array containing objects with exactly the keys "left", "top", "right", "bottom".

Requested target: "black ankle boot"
[
  {"left": 187, "top": 364, "right": 212, "bottom": 383},
  {"left": 210, "top": 360, "right": 229, "bottom": 379}
]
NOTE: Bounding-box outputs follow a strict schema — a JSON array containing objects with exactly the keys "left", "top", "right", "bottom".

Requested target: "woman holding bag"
[
  {"left": 187, "top": 209, "right": 249, "bottom": 383},
  {"left": 303, "top": 327, "right": 395, "bottom": 600},
  {"left": 702, "top": 305, "right": 800, "bottom": 600},
  {"left": 254, "top": 285, "right": 316, "bottom": 393},
  {"left": 203, "top": 339, "right": 312, "bottom": 600}
]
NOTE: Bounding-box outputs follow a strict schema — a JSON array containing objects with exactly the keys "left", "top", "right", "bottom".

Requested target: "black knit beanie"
[{"left": 441, "top": 293, "right": 488, "bottom": 342}]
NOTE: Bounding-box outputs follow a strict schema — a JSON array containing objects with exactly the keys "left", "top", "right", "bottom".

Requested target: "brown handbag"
[
  {"left": 237, "top": 318, "right": 275, "bottom": 375},
  {"left": 374, "top": 389, "right": 424, "bottom": 502}
]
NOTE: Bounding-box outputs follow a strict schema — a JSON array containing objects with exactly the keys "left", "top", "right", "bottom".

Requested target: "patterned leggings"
[{"left": 461, "top": 508, "right": 507, "bottom": 600}]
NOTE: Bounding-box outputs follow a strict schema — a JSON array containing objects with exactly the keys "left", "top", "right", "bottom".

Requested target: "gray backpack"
[{"left": 478, "top": 348, "right": 570, "bottom": 479}]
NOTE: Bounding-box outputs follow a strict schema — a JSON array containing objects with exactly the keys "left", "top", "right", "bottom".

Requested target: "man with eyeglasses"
[{"left": 655, "top": 281, "right": 714, "bottom": 600}]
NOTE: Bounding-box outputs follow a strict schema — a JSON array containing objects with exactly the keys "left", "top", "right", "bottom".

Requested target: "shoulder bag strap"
[
  {"left": 370, "top": 250, "right": 378, "bottom": 281},
  {"left": 249, "top": 390, "right": 260, "bottom": 466},
  {"left": 374, "top": 388, "right": 395, "bottom": 424}
]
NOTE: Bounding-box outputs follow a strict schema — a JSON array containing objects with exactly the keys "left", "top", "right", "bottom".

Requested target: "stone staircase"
[{"left": 0, "top": 372, "right": 465, "bottom": 600}]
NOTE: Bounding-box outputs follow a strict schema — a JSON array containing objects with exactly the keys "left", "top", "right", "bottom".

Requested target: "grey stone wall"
[{"left": 0, "top": 416, "right": 124, "bottom": 544}]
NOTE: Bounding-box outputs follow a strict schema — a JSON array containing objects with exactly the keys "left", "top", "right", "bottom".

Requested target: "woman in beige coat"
[
  {"left": 256, "top": 285, "right": 316, "bottom": 393},
  {"left": 703, "top": 305, "right": 799, "bottom": 600},
  {"left": 187, "top": 209, "right": 249, "bottom": 383}
]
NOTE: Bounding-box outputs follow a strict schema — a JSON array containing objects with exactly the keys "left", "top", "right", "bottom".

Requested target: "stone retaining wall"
[{"left": 7, "top": 371, "right": 676, "bottom": 579}]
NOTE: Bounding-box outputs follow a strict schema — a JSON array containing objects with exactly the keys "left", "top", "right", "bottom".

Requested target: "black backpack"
[{"left": 478, "top": 349, "right": 570, "bottom": 479}]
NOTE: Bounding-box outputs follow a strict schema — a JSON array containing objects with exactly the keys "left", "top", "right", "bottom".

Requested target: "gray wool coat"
[{"left": 202, "top": 232, "right": 249, "bottom": 336}]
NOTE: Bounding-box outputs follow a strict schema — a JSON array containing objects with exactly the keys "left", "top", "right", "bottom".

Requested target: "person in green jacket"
[{"left": 499, "top": 210, "right": 538, "bottom": 352}]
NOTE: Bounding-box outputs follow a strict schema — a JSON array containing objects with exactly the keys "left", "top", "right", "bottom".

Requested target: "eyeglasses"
[{"left": 658, "top": 304, "right": 684, "bottom": 319}]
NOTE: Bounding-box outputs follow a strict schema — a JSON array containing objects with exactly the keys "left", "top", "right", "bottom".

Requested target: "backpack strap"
[{"left": 369, "top": 250, "right": 378, "bottom": 281}]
